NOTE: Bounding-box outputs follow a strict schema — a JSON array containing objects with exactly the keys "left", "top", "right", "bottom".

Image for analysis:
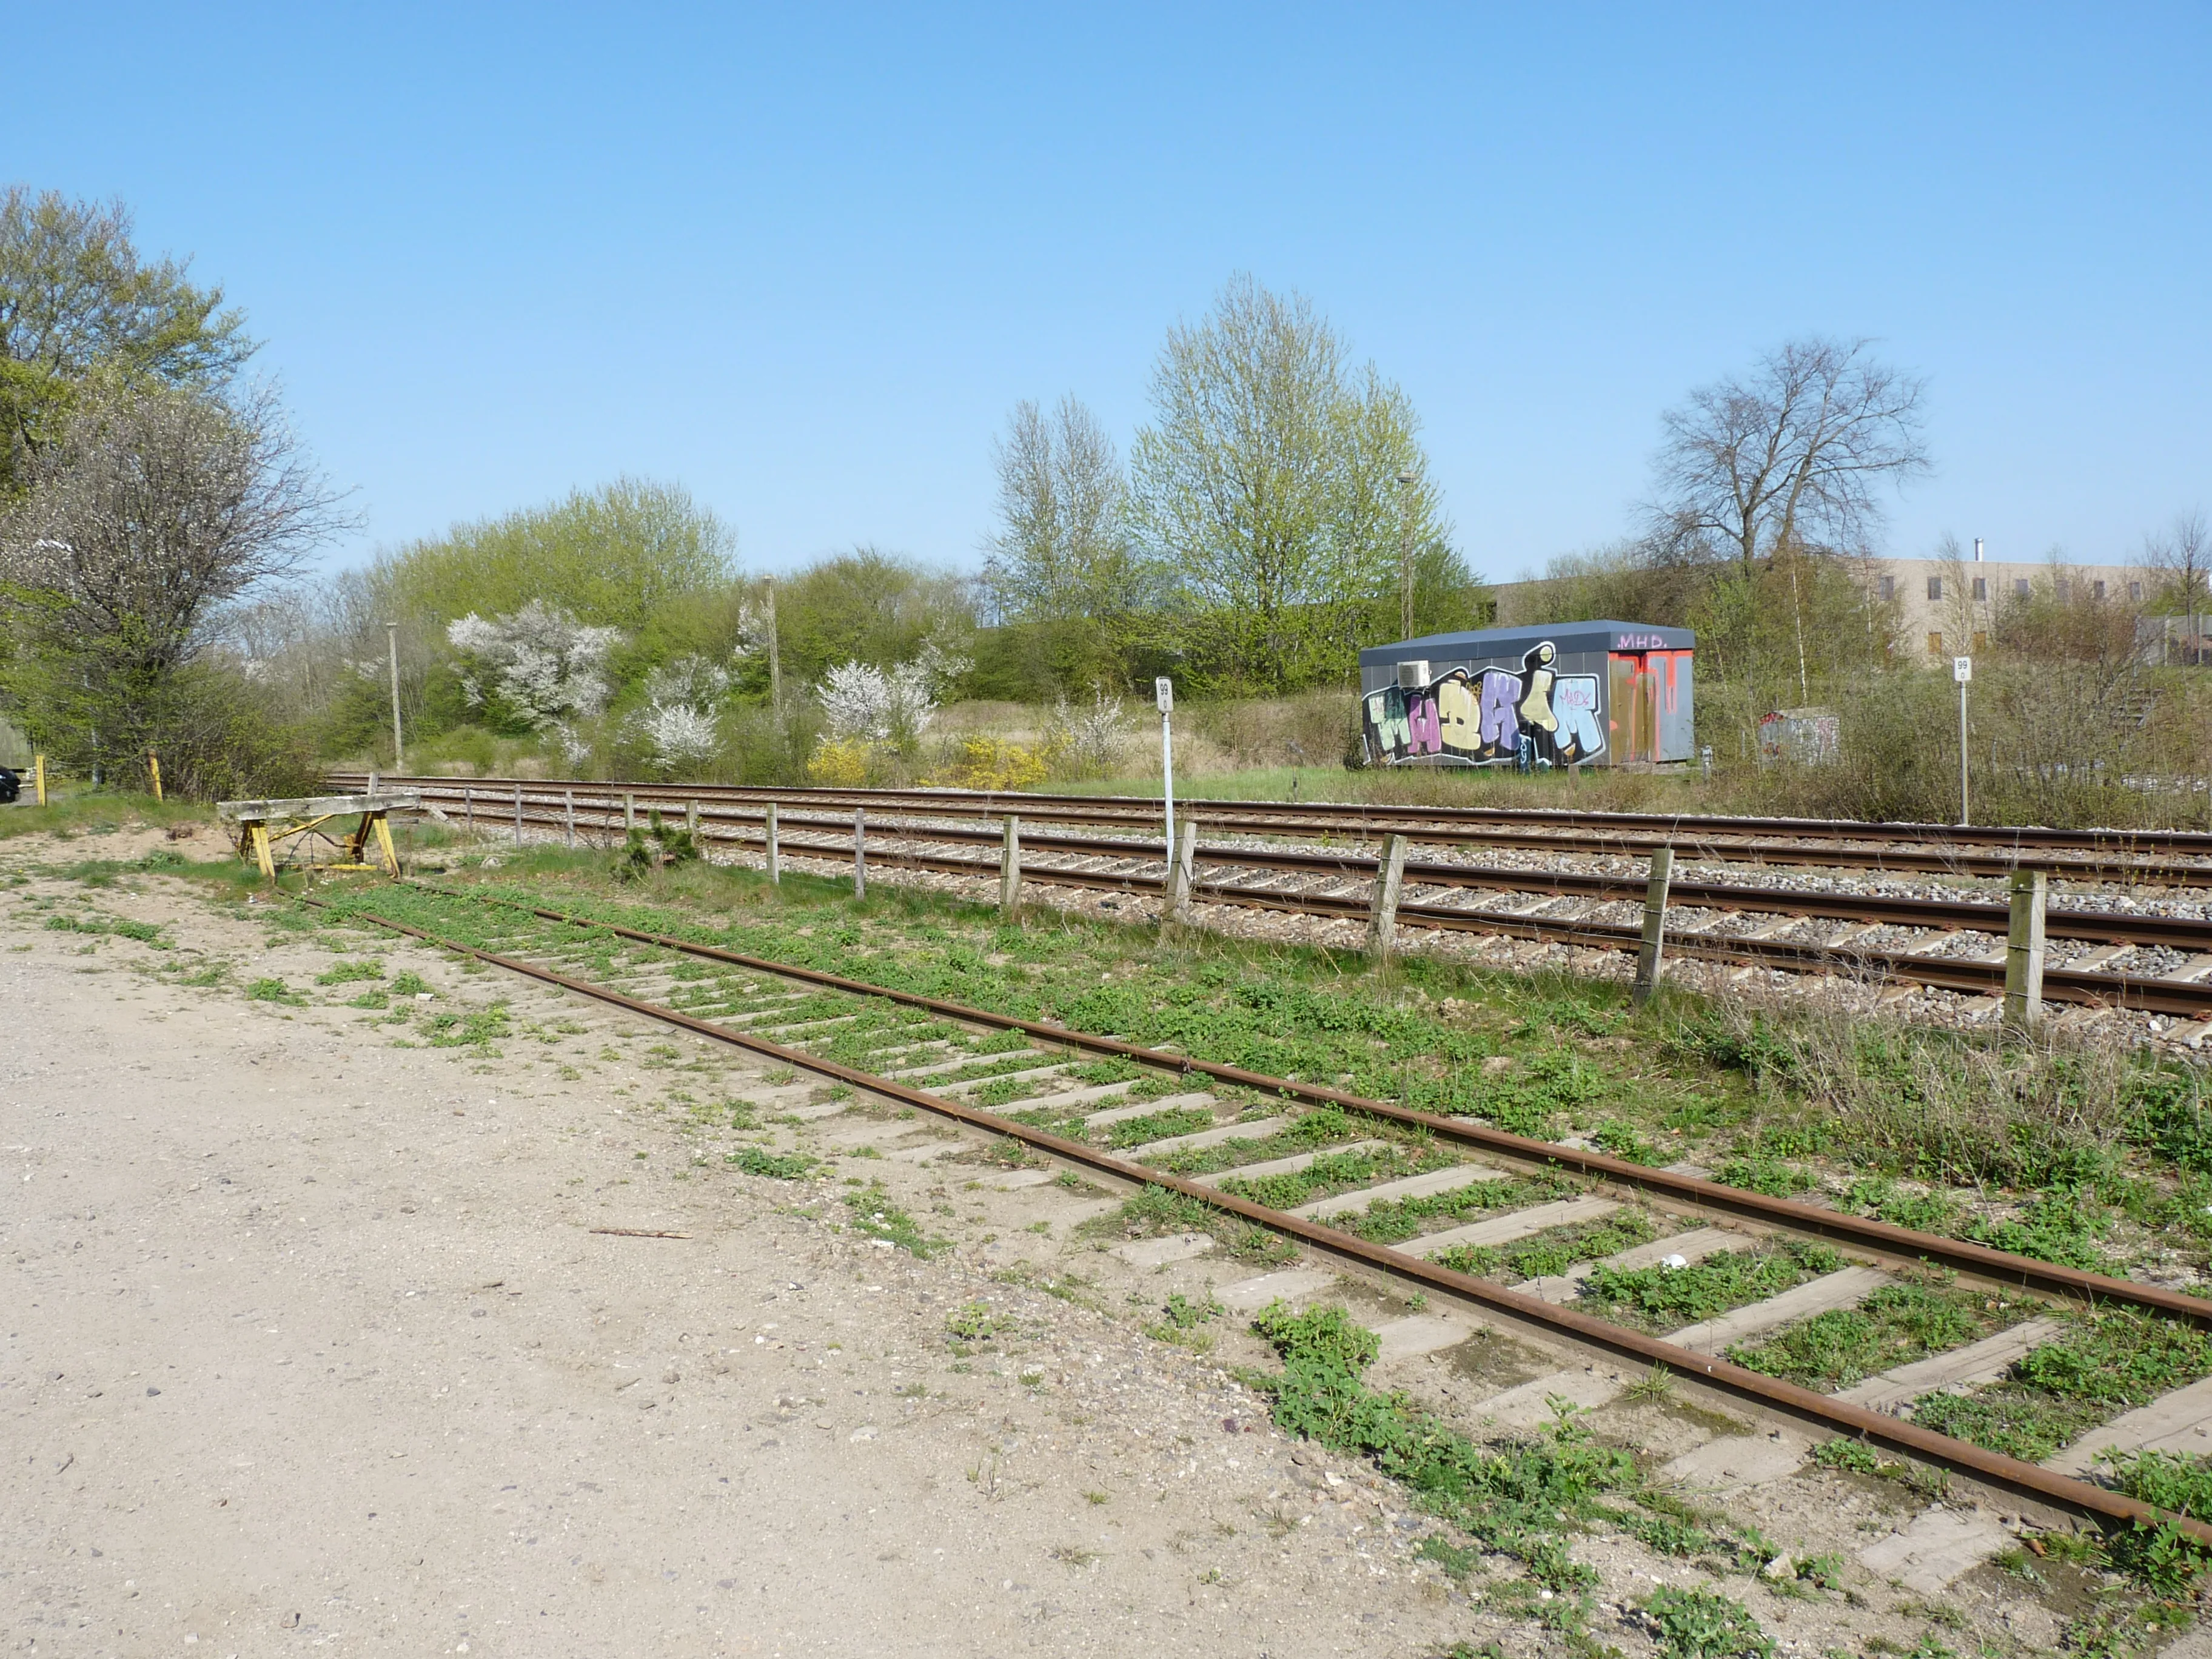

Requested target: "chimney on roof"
[{"left": 1973, "top": 537, "right": 1985, "bottom": 563}]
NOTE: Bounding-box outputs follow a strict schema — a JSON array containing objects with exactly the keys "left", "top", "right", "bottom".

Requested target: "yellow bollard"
[
  {"left": 148, "top": 751, "right": 163, "bottom": 802},
  {"left": 33, "top": 754, "right": 45, "bottom": 806}
]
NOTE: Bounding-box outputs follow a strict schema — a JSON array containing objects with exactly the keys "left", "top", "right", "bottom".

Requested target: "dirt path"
[{"left": 2, "top": 856, "right": 1472, "bottom": 1658}]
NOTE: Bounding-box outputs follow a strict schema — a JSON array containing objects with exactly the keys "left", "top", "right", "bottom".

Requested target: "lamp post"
[
  {"left": 1396, "top": 469, "right": 1419, "bottom": 640},
  {"left": 386, "top": 622, "right": 404, "bottom": 774}
]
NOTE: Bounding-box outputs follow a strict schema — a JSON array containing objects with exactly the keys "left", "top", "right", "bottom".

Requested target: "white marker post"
[
  {"left": 1954, "top": 655, "right": 1973, "bottom": 826},
  {"left": 1156, "top": 676, "right": 1176, "bottom": 870}
]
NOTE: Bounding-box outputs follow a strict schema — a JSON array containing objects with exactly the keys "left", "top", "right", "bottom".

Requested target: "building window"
[
  {"left": 2014, "top": 578, "right": 2030, "bottom": 598},
  {"left": 2056, "top": 578, "right": 2071, "bottom": 602},
  {"left": 1928, "top": 631, "right": 1944, "bottom": 655},
  {"left": 2130, "top": 581, "right": 2144, "bottom": 602},
  {"left": 1877, "top": 575, "right": 1894, "bottom": 601},
  {"left": 1971, "top": 577, "right": 1987, "bottom": 602},
  {"left": 2091, "top": 580, "right": 2106, "bottom": 600},
  {"left": 1926, "top": 576, "right": 1943, "bottom": 601},
  {"left": 1973, "top": 632, "right": 1988, "bottom": 652}
]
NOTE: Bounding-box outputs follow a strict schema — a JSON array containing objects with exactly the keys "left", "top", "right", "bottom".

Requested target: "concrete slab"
[
  {"left": 1216, "top": 1269, "right": 1336, "bottom": 1314},
  {"left": 1409, "top": 1196, "right": 1623, "bottom": 1257},
  {"left": 1371, "top": 1315, "right": 1478, "bottom": 1364},
  {"left": 2044, "top": 1373, "right": 2212, "bottom": 1476},
  {"left": 1187, "top": 1141, "right": 1393, "bottom": 1188},
  {"left": 1659, "top": 1433, "right": 1809, "bottom": 1493},
  {"left": 1665, "top": 1266, "right": 1891, "bottom": 1354},
  {"left": 1084, "top": 1092, "right": 1218, "bottom": 1128},
  {"left": 1289, "top": 1164, "right": 1507, "bottom": 1219},
  {"left": 983, "top": 1168, "right": 1057, "bottom": 1190},
  {"left": 779, "top": 1099, "right": 854, "bottom": 1122},
  {"left": 1124, "top": 1116, "right": 1290, "bottom": 1159},
  {"left": 1523, "top": 1225, "right": 1744, "bottom": 1302},
  {"left": 1857, "top": 1507, "right": 2013, "bottom": 1595},
  {"left": 973, "top": 1078, "right": 1133, "bottom": 1110},
  {"left": 1111, "top": 1233, "right": 1217, "bottom": 1269},
  {"left": 1836, "top": 1318, "right": 2066, "bottom": 1413},
  {"left": 1475, "top": 1366, "right": 1628, "bottom": 1430},
  {"left": 892, "top": 1057, "right": 1068, "bottom": 1086}
]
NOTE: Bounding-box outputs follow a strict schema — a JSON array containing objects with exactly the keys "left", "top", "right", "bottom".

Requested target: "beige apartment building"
[{"left": 1865, "top": 551, "right": 2151, "bottom": 659}]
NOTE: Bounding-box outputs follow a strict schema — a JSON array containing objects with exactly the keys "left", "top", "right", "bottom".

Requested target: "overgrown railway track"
[
  {"left": 309, "top": 878, "right": 2212, "bottom": 1557},
  {"left": 333, "top": 772, "right": 2212, "bottom": 884},
  {"left": 331, "top": 777, "right": 2212, "bottom": 1020}
]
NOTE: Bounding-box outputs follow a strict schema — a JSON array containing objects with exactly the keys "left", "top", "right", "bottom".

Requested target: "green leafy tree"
[
  {"left": 1, "top": 187, "right": 256, "bottom": 496},
  {"left": 1127, "top": 275, "right": 1453, "bottom": 691}
]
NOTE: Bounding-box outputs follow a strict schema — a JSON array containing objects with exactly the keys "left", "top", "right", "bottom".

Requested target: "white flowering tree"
[
  {"left": 445, "top": 602, "right": 621, "bottom": 731},
  {"left": 629, "top": 653, "right": 729, "bottom": 773}
]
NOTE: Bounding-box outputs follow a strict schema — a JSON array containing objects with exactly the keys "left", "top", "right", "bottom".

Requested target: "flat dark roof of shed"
[{"left": 1359, "top": 620, "right": 1695, "bottom": 666}]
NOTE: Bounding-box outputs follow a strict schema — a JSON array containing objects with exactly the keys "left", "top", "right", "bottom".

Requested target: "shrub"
[
  {"left": 934, "top": 733, "right": 1048, "bottom": 790},
  {"left": 805, "top": 736, "right": 874, "bottom": 786}
]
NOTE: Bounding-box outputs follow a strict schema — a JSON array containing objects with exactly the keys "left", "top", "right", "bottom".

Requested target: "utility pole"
[
  {"left": 1156, "top": 677, "right": 1176, "bottom": 870},
  {"left": 386, "top": 622, "right": 404, "bottom": 773},
  {"left": 1954, "top": 654, "right": 1972, "bottom": 825},
  {"left": 765, "top": 580, "right": 782, "bottom": 711},
  {"left": 1396, "top": 469, "right": 1419, "bottom": 640}
]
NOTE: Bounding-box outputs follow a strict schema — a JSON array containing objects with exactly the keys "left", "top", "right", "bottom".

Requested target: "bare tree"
[
  {"left": 980, "top": 395, "right": 1131, "bottom": 625},
  {"left": 0, "top": 380, "right": 351, "bottom": 771},
  {"left": 1649, "top": 337, "right": 1930, "bottom": 711},
  {"left": 2145, "top": 508, "right": 2210, "bottom": 664}
]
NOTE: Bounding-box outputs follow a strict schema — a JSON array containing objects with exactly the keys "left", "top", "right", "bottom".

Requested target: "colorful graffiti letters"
[{"left": 1364, "top": 645, "right": 1608, "bottom": 768}]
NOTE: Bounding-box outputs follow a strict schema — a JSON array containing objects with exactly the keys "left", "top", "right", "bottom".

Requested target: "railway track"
[
  {"left": 332, "top": 772, "right": 2212, "bottom": 885},
  {"left": 337, "top": 780, "right": 2212, "bottom": 1021},
  {"left": 310, "top": 877, "right": 2212, "bottom": 1571}
]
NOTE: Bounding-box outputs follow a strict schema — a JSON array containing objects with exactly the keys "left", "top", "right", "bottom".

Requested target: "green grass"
[
  {"left": 1640, "top": 1585, "right": 1774, "bottom": 1659},
  {"left": 1099, "top": 1105, "right": 1217, "bottom": 1148},
  {"left": 729, "top": 1147, "right": 816, "bottom": 1179},
  {"left": 1215, "top": 1142, "right": 1439, "bottom": 1210},
  {"left": 1433, "top": 1210, "right": 1662, "bottom": 1283},
  {"left": 1725, "top": 1279, "right": 2022, "bottom": 1391},
  {"left": 0, "top": 787, "right": 212, "bottom": 842},
  {"left": 1577, "top": 1240, "right": 1842, "bottom": 1332},
  {"left": 844, "top": 1185, "right": 946, "bottom": 1256},
  {"left": 1099, "top": 1185, "right": 1296, "bottom": 1264},
  {"left": 1911, "top": 1310, "right": 2212, "bottom": 1464},
  {"left": 314, "top": 957, "right": 385, "bottom": 985}
]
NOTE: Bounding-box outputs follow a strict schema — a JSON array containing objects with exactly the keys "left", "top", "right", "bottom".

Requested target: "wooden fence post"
[
  {"left": 366, "top": 769, "right": 380, "bottom": 797},
  {"left": 463, "top": 786, "right": 474, "bottom": 836},
  {"left": 623, "top": 793, "right": 636, "bottom": 834},
  {"left": 147, "top": 752, "right": 163, "bottom": 802},
  {"left": 853, "top": 808, "right": 867, "bottom": 899},
  {"left": 513, "top": 785, "right": 523, "bottom": 846},
  {"left": 2005, "top": 866, "right": 2048, "bottom": 1036},
  {"left": 564, "top": 789, "right": 576, "bottom": 849},
  {"left": 1632, "top": 846, "right": 1675, "bottom": 1007},
  {"left": 999, "top": 815, "right": 1022, "bottom": 917},
  {"left": 33, "top": 754, "right": 45, "bottom": 806},
  {"left": 1166, "top": 816, "right": 1199, "bottom": 923},
  {"left": 686, "top": 800, "right": 700, "bottom": 840},
  {"left": 765, "top": 802, "right": 781, "bottom": 883},
  {"left": 1367, "top": 833, "right": 1409, "bottom": 960}
]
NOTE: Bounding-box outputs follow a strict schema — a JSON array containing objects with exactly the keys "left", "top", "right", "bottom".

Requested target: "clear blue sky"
[{"left": 13, "top": 4, "right": 2208, "bottom": 581}]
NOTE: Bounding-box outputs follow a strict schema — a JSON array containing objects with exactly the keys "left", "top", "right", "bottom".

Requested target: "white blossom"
[
  {"left": 817, "top": 659, "right": 937, "bottom": 749},
  {"left": 444, "top": 602, "right": 620, "bottom": 729}
]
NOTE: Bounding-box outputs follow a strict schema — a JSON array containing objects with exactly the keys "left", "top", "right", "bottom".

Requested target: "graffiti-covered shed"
[{"left": 1358, "top": 621, "right": 1695, "bottom": 768}]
